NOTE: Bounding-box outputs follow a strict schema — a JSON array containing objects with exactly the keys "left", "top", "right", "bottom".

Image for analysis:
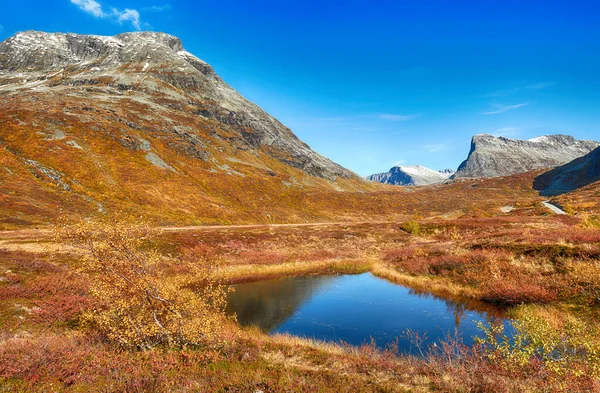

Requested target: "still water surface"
[{"left": 226, "top": 273, "right": 511, "bottom": 355}]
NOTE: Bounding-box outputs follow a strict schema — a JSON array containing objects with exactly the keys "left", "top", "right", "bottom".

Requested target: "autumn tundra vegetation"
[{"left": 1, "top": 193, "right": 600, "bottom": 392}]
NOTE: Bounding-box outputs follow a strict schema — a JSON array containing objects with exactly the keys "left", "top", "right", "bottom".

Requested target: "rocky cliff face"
[
  {"left": 368, "top": 165, "right": 454, "bottom": 186},
  {"left": 0, "top": 31, "right": 354, "bottom": 180},
  {"left": 533, "top": 146, "right": 600, "bottom": 196},
  {"left": 453, "top": 134, "right": 599, "bottom": 179}
]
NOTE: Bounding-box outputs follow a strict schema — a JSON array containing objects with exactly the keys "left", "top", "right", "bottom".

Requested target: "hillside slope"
[
  {"left": 534, "top": 146, "right": 600, "bottom": 196},
  {"left": 0, "top": 31, "right": 354, "bottom": 180}
]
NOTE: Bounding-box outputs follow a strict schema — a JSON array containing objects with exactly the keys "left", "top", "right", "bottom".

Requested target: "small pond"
[{"left": 226, "top": 272, "right": 512, "bottom": 355}]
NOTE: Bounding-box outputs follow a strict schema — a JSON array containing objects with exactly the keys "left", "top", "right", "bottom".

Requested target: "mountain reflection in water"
[
  {"left": 226, "top": 273, "right": 511, "bottom": 354},
  {"left": 226, "top": 275, "right": 337, "bottom": 331}
]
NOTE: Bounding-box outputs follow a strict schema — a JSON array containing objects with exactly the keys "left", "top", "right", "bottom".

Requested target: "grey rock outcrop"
[
  {"left": 534, "top": 146, "right": 600, "bottom": 196},
  {"left": 368, "top": 165, "right": 454, "bottom": 186},
  {"left": 453, "top": 134, "right": 599, "bottom": 179},
  {"left": 0, "top": 31, "right": 355, "bottom": 180}
]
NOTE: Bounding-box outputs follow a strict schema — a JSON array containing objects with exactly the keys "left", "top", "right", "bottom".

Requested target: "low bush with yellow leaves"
[
  {"left": 401, "top": 219, "right": 420, "bottom": 235},
  {"left": 476, "top": 307, "right": 600, "bottom": 382},
  {"left": 55, "top": 220, "right": 232, "bottom": 350}
]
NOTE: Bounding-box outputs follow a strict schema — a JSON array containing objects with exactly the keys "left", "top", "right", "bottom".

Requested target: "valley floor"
[{"left": 1, "top": 212, "right": 599, "bottom": 392}]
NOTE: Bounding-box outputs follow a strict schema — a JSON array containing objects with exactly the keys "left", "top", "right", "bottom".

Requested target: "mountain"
[
  {"left": 453, "top": 134, "right": 599, "bottom": 179},
  {"left": 533, "top": 146, "right": 600, "bottom": 196},
  {"left": 0, "top": 31, "right": 354, "bottom": 180},
  {"left": 0, "top": 31, "right": 377, "bottom": 227},
  {"left": 368, "top": 165, "right": 454, "bottom": 186}
]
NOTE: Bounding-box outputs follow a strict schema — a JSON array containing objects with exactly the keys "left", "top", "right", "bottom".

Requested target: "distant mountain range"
[
  {"left": 368, "top": 134, "right": 598, "bottom": 190},
  {"left": 367, "top": 165, "right": 454, "bottom": 186}
]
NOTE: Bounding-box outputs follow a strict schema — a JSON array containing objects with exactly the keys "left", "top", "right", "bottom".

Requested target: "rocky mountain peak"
[
  {"left": 368, "top": 165, "right": 453, "bottom": 186},
  {"left": 0, "top": 31, "right": 195, "bottom": 73},
  {"left": 454, "top": 134, "right": 599, "bottom": 178}
]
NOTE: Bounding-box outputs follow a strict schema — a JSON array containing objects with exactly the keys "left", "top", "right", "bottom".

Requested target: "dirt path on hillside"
[{"left": 160, "top": 221, "right": 392, "bottom": 232}]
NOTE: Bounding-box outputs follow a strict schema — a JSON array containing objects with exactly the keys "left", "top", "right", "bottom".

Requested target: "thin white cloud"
[
  {"left": 525, "top": 82, "right": 557, "bottom": 91},
  {"left": 491, "top": 127, "right": 520, "bottom": 137},
  {"left": 70, "top": 0, "right": 141, "bottom": 30},
  {"left": 379, "top": 113, "right": 420, "bottom": 121},
  {"left": 481, "top": 102, "right": 529, "bottom": 115},
  {"left": 485, "top": 82, "right": 556, "bottom": 98},
  {"left": 0, "top": 24, "right": 4, "bottom": 33},
  {"left": 297, "top": 113, "right": 421, "bottom": 127},
  {"left": 142, "top": 4, "right": 172, "bottom": 12},
  {"left": 393, "top": 160, "right": 406, "bottom": 166},
  {"left": 424, "top": 144, "right": 450, "bottom": 153}
]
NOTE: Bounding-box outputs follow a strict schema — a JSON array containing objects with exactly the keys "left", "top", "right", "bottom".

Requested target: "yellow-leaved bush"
[
  {"left": 476, "top": 307, "right": 600, "bottom": 380},
  {"left": 56, "top": 220, "right": 232, "bottom": 350}
]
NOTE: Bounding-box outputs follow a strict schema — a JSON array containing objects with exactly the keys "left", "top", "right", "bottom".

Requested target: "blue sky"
[{"left": 2, "top": 1, "right": 599, "bottom": 176}]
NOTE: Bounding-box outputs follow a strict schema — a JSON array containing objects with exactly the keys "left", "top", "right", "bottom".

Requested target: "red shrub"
[
  {"left": 32, "top": 295, "right": 91, "bottom": 325},
  {"left": 0, "top": 250, "right": 60, "bottom": 273},
  {"left": 0, "top": 284, "right": 26, "bottom": 299},
  {"left": 396, "top": 257, "right": 431, "bottom": 275},
  {"left": 383, "top": 247, "right": 423, "bottom": 263},
  {"left": 27, "top": 273, "right": 88, "bottom": 297},
  {"left": 428, "top": 255, "right": 469, "bottom": 276},
  {"left": 180, "top": 243, "right": 219, "bottom": 262},
  {"left": 302, "top": 249, "right": 336, "bottom": 261},
  {"left": 3, "top": 272, "right": 23, "bottom": 285},
  {"left": 238, "top": 250, "right": 288, "bottom": 265},
  {"left": 482, "top": 281, "right": 557, "bottom": 305},
  {"left": 0, "top": 335, "right": 91, "bottom": 386}
]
